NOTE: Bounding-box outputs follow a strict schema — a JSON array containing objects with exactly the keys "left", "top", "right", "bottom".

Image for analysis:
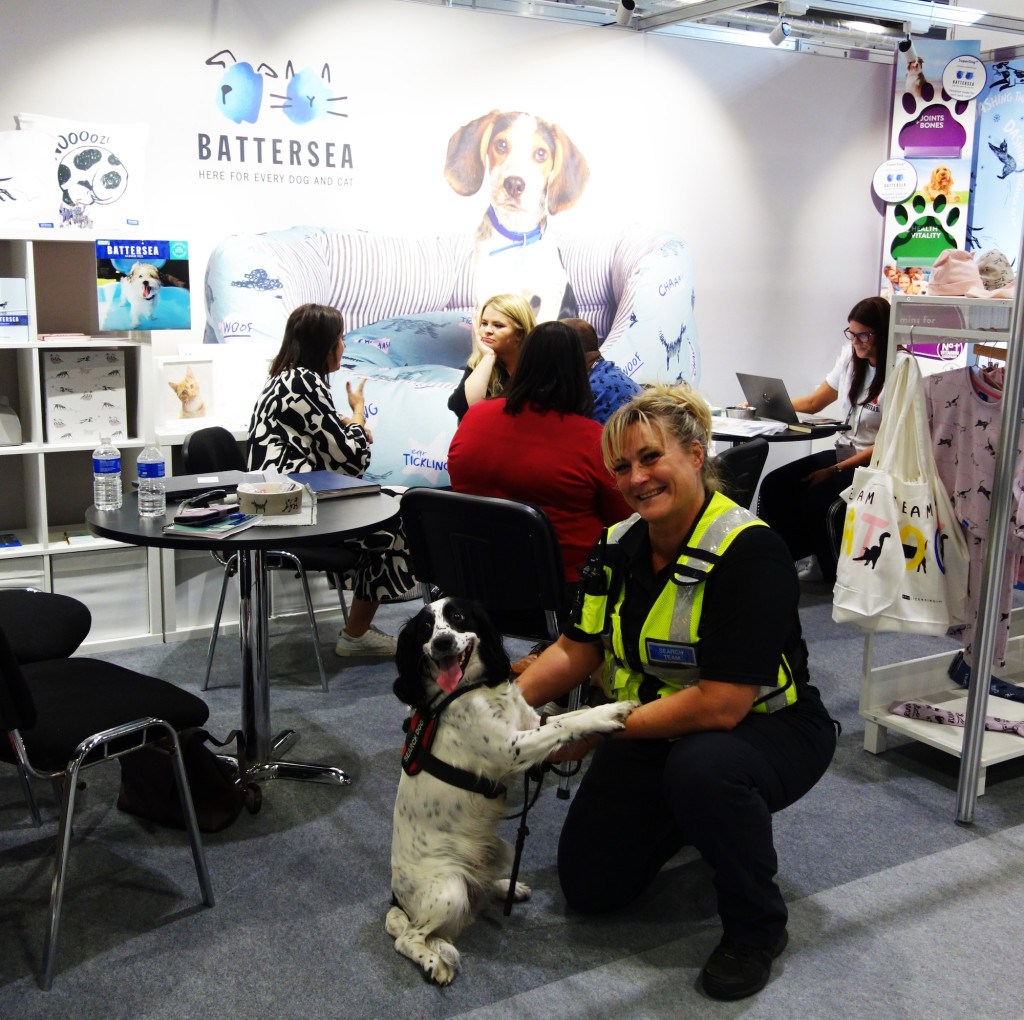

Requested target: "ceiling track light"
[
  {"left": 769, "top": 19, "right": 792, "bottom": 45},
  {"left": 615, "top": 0, "right": 636, "bottom": 27},
  {"left": 769, "top": 3, "right": 792, "bottom": 47}
]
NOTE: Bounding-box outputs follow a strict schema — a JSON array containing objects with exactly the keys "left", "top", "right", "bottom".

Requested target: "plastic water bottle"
[
  {"left": 137, "top": 444, "right": 167, "bottom": 518},
  {"left": 92, "top": 436, "right": 122, "bottom": 511}
]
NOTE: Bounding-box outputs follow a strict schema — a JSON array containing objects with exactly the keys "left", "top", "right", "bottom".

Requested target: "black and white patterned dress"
[{"left": 247, "top": 367, "right": 415, "bottom": 602}]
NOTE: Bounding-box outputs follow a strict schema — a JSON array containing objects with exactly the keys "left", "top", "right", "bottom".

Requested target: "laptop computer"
[
  {"left": 735, "top": 373, "right": 801, "bottom": 425},
  {"left": 148, "top": 470, "right": 267, "bottom": 500},
  {"left": 734, "top": 373, "right": 845, "bottom": 428}
]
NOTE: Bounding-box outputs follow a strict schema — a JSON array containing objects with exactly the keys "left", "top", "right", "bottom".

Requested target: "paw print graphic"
[{"left": 890, "top": 192, "right": 960, "bottom": 266}]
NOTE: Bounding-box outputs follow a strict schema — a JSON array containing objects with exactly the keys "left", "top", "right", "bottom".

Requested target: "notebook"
[
  {"left": 162, "top": 514, "right": 260, "bottom": 539},
  {"left": 286, "top": 470, "right": 381, "bottom": 500}
]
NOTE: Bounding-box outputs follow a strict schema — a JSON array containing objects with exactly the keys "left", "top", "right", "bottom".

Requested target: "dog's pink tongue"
[
  {"left": 437, "top": 655, "right": 463, "bottom": 693},
  {"left": 143, "top": 282, "right": 151, "bottom": 298}
]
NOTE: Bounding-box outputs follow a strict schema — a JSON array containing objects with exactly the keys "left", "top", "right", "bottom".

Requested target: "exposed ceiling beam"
[
  {"left": 403, "top": 0, "right": 1024, "bottom": 44},
  {"left": 638, "top": 2, "right": 764, "bottom": 32},
  {"left": 638, "top": 0, "right": 1024, "bottom": 37}
]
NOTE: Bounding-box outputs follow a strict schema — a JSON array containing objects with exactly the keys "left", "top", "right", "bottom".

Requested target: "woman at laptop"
[{"left": 756, "top": 296, "right": 890, "bottom": 583}]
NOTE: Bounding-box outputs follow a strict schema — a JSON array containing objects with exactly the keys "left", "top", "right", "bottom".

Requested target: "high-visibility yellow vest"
[{"left": 576, "top": 491, "right": 797, "bottom": 714}]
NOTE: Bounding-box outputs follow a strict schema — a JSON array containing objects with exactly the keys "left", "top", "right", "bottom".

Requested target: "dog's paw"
[
  {"left": 609, "top": 699, "right": 640, "bottom": 722},
  {"left": 493, "top": 878, "right": 531, "bottom": 902},
  {"left": 585, "top": 699, "right": 640, "bottom": 732},
  {"left": 425, "top": 937, "right": 460, "bottom": 985}
]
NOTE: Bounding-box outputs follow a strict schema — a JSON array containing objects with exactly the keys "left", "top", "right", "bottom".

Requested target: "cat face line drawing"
[
  {"left": 206, "top": 50, "right": 347, "bottom": 125},
  {"left": 168, "top": 365, "right": 206, "bottom": 419}
]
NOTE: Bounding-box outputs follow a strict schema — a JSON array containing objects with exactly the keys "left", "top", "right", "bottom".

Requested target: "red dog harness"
[{"left": 400, "top": 681, "right": 507, "bottom": 799}]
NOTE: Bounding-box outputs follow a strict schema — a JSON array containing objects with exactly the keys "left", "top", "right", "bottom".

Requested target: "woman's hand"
[
  {"left": 471, "top": 329, "right": 496, "bottom": 360},
  {"left": 802, "top": 466, "right": 835, "bottom": 488},
  {"left": 345, "top": 377, "right": 366, "bottom": 421},
  {"left": 344, "top": 378, "right": 372, "bottom": 441},
  {"left": 346, "top": 377, "right": 366, "bottom": 418}
]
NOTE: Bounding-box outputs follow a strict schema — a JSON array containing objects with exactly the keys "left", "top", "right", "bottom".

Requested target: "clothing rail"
[{"left": 956, "top": 224, "right": 1024, "bottom": 825}]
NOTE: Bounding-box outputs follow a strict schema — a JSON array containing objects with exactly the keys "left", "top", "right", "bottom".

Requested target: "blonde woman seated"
[{"left": 446, "top": 293, "right": 536, "bottom": 422}]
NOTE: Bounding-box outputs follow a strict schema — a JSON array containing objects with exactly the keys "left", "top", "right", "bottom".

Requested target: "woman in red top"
[{"left": 447, "top": 320, "right": 630, "bottom": 586}]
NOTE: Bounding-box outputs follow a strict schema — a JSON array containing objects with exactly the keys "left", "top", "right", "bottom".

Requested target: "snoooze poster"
[{"left": 95, "top": 240, "right": 191, "bottom": 331}]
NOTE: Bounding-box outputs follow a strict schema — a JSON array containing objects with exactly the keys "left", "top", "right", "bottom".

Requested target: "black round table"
[
  {"left": 712, "top": 421, "right": 850, "bottom": 445},
  {"left": 87, "top": 492, "right": 402, "bottom": 785}
]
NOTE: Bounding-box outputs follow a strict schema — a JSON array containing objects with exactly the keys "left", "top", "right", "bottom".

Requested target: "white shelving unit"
[
  {"left": 0, "top": 238, "right": 160, "bottom": 651},
  {"left": 0, "top": 241, "right": 369, "bottom": 653},
  {"left": 857, "top": 293, "right": 1023, "bottom": 794}
]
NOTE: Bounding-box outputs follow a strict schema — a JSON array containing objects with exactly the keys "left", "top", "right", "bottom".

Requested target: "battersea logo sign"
[{"left": 196, "top": 49, "right": 354, "bottom": 188}]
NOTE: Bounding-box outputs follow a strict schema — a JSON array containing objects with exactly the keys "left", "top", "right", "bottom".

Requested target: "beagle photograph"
[{"left": 444, "top": 109, "right": 590, "bottom": 322}]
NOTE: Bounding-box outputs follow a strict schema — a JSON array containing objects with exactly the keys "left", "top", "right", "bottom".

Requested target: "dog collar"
[{"left": 487, "top": 205, "right": 545, "bottom": 256}]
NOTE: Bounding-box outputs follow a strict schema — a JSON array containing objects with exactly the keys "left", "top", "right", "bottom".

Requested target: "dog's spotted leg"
[
  {"left": 493, "top": 878, "right": 531, "bottom": 901},
  {"left": 392, "top": 921, "right": 460, "bottom": 985},
  {"left": 385, "top": 904, "right": 410, "bottom": 940}
]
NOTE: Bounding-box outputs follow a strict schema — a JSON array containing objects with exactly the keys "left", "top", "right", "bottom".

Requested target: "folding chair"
[{"left": 0, "top": 588, "right": 214, "bottom": 989}]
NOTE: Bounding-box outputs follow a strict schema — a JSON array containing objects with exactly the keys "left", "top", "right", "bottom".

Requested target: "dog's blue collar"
[{"left": 487, "top": 205, "right": 545, "bottom": 256}]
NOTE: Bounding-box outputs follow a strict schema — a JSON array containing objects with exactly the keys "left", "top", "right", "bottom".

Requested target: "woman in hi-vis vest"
[{"left": 517, "top": 383, "right": 837, "bottom": 1003}]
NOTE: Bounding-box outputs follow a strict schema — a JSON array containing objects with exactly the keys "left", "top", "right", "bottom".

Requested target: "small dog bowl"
[
  {"left": 236, "top": 480, "right": 303, "bottom": 515},
  {"left": 725, "top": 405, "right": 756, "bottom": 420}
]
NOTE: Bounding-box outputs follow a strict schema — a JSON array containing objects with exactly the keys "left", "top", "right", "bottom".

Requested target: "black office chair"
[
  {"left": 181, "top": 426, "right": 357, "bottom": 692},
  {"left": 715, "top": 437, "right": 769, "bottom": 510},
  {"left": 0, "top": 588, "right": 214, "bottom": 990},
  {"left": 400, "top": 488, "right": 581, "bottom": 796},
  {"left": 826, "top": 495, "right": 849, "bottom": 560}
]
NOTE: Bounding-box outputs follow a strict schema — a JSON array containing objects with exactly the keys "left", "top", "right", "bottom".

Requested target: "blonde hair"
[
  {"left": 601, "top": 382, "right": 721, "bottom": 492},
  {"left": 468, "top": 293, "right": 538, "bottom": 398}
]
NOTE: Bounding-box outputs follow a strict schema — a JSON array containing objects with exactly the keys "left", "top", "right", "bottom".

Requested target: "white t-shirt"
[{"left": 824, "top": 344, "right": 883, "bottom": 452}]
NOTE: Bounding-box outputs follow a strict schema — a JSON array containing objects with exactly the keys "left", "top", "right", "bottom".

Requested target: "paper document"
[{"left": 711, "top": 418, "right": 789, "bottom": 439}]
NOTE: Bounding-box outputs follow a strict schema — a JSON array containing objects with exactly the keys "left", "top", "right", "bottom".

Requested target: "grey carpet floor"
[{"left": 2, "top": 587, "right": 1024, "bottom": 1018}]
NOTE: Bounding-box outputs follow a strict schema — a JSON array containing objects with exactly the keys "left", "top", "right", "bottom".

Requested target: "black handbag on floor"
[{"left": 117, "top": 727, "right": 261, "bottom": 832}]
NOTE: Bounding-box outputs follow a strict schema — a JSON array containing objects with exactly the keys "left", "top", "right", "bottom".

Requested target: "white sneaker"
[{"left": 334, "top": 625, "right": 398, "bottom": 658}]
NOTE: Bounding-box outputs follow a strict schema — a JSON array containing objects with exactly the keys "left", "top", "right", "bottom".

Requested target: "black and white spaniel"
[{"left": 386, "top": 596, "right": 636, "bottom": 985}]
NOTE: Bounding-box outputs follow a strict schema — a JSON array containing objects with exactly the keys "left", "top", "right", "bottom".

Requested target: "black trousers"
[
  {"left": 757, "top": 450, "right": 853, "bottom": 578},
  {"left": 557, "top": 692, "right": 837, "bottom": 950}
]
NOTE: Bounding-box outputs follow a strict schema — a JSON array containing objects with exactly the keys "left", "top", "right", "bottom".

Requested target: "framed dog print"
[
  {"left": 96, "top": 239, "right": 191, "bottom": 332},
  {"left": 157, "top": 356, "right": 214, "bottom": 430}
]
